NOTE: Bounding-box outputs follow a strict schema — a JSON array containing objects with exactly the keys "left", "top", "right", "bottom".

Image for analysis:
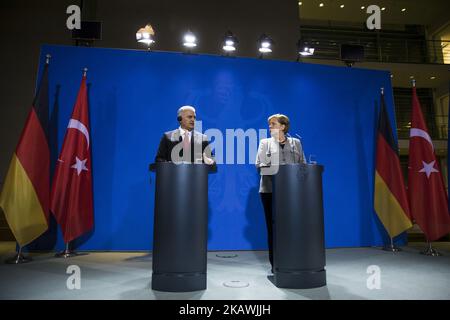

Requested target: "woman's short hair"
[{"left": 268, "top": 114, "right": 290, "bottom": 133}]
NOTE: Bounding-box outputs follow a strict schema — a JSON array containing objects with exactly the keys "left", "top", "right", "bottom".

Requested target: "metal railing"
[
  {"left": 435, "top": 115, "right": 449, "bottom": 139},
  {"left": 300, "top": 25, "right": 450, "bottom": 64},
  {"left": 392, "top": 87, "right": 444, "bottom": 139}
]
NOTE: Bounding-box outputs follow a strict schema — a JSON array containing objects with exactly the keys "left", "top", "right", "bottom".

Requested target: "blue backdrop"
[{"left": 34, "top": 44, "right": 401, "bottom": 251}]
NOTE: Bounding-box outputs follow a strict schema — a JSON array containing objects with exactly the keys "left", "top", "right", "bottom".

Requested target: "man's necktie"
[{"left": 183, "top": 131, "right": 190, "bottom": 161}]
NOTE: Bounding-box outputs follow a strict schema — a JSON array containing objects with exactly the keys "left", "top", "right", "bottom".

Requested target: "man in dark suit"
[{"left": 155, "top": 105, "right": 215, "bottom": 164}]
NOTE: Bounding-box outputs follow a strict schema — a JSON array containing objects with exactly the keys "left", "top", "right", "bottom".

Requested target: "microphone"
[
  {"left": 266, "top": 140, "right": 271, "bottom": 158},
  {"left": 263, "top": 140, "right": 272, "bottom": 168},
  {"left": 286, "top": 133, "right": 295, "bottom": 160},
  {"left": 178, "top": 135, "right": 184, "bottom": 160}
]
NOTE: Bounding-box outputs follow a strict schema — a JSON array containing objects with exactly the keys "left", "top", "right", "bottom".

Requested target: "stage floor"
[{"left": 0, "top": 242, "right": 449, "bottom": 300}]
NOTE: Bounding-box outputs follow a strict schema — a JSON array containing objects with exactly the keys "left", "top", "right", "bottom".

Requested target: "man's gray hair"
[{"left": 177, "top": 105, "right": 196, "bottom": 118}]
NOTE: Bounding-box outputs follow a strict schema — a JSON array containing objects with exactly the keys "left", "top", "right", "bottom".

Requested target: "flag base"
[
  {"left": 382, "top": 244, "right": 402, "bottom": 252},
  {"left": 55, "top": 242, "right": 82, "bottom": 258},
  {"left": 4, "top": 253, "right": 32, "bottom": 264},
  {"left": 55, "top": 249, "right": 79, "bottom": 258},
  {"left": 420, "top": 246, "right": 442, "bottom": 256}
]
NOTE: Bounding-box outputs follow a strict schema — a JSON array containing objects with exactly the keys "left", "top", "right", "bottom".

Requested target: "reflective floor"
[{"left": 0, "top": 242, "right": 449, "bottom": 300}]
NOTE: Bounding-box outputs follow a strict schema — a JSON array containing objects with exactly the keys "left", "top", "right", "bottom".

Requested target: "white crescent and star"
[
  {"left": 410, "top": 127, "right": 438, "bottom": 179},
  {"left": 56, "top": 119, "right": 90, "bottom": 174}
]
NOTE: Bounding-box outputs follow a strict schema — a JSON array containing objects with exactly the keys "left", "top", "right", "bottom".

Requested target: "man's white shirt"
[{"left": 179, "top": 126, "right": 192, "bottom": 142}]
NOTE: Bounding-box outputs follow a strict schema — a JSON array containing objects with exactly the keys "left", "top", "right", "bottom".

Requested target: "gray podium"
[
  {"left": 272, "top": 163, "right": 326, "bottom": 289},
  {"left": 149, "top": 162, "right": 216, "bottom": 292}
]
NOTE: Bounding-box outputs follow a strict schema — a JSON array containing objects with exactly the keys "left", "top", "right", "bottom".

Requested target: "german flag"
[
  {"left": 374, "top": 90, "right": 412, "bottom": 238},
  {"left": 0, "top": 58, "right": 50, "bottom": 247}
]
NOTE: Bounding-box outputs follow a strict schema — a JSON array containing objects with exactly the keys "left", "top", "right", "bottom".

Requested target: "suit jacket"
[
  {"left": 155, "top": 129, "right": 213, "bottom": 163},
  {"left": 255, "top": 137, "right": 306, "bottom": 193}
]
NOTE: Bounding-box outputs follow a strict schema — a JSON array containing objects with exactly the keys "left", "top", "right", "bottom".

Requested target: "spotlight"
[
  {"left": 297, "top": 39, "right": 315, "bottom": 60},
  {"left": 222, "top": 31, "right": 238, "bottom": 54},
  {"left": 258, "top": 34, "right": 273, "bottom": 57},
  {"left": 183, "top": 31, "right": 197, "bottom": 48},
  {"left": 299, "top": 47, "right": 315, "bottom": 56},
  {"left": 136, "top": 24, "right": 155, "bottom": 49}
]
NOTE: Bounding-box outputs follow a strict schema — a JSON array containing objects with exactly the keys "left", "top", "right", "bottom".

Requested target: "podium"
[
  {"left": 272, "top": 163, "right": 326, "bottom": 289},
  {"left": 149, "top": 162, "right": 216, "bottom": 292}
]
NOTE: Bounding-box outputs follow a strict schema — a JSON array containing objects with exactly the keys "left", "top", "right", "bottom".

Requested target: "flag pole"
[
  {"left": 4, "top": 54, "right": 52, "bottom": 265},
  {"left": 382, "top": 237, "right": 402, "bottom": 252},
  {"left": 4, "top": 244, "right": 32, "bottom": 264},
  {"left": 55, "top": 67, "right": 88, "bottom": 260},
  {"left": 421, "top": 240, "right": 443, "bottom": 256},
  {"left": 412, "top": 78, "right": 444, "bottom": 257},
  {"left": 379, "top": 87, "right": 401, "bottom": 253}
]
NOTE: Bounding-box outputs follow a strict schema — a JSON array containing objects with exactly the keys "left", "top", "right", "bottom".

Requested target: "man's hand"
[{"left": 203, "top": 152, "right": 215, "bottom": 165}]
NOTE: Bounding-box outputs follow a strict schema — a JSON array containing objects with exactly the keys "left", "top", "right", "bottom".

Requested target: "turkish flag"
[
  {"left": 50, "top": 74, "right": 94, "bottom": 243},
  {"left": 408, "top": 86, "right": 450, "bottom": 241}
]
